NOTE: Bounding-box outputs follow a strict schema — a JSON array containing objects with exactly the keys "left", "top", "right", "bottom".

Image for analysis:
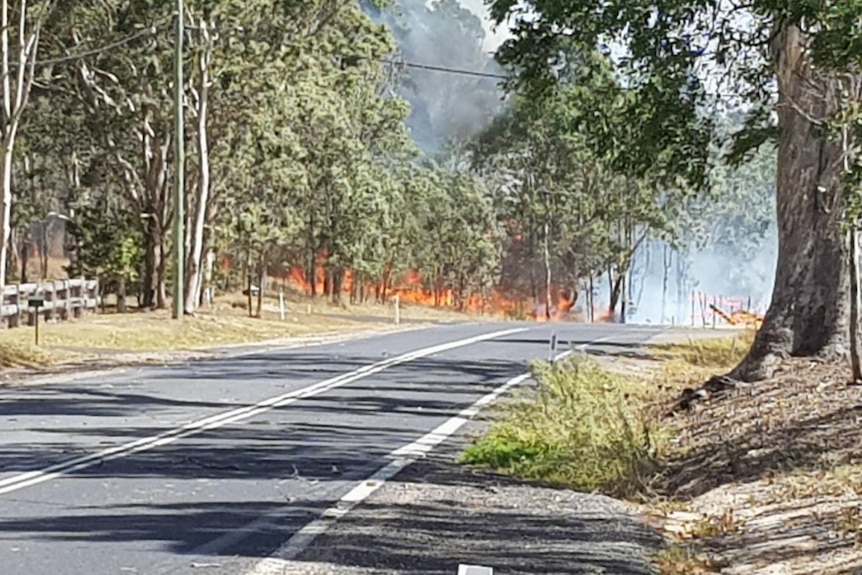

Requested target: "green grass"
[
  {"left": 461, "top": 355, "right": 664, "bottom": 498},
  {"left": 459, "top": 330, "right": 758, "bottom": 499}
]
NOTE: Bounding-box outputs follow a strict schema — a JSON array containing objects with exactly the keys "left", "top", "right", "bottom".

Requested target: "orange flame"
[
  {"left": 284, "top": 264, "right": 576, "bottom": 319},
  {"left": 227, "top": 252, "right": 614, "bottom": 324},
  {"left": 594, "top": 308, "right": 617, "bottom": 323},
  {"left": 530, "top": 288, "right": 577, "bottom": 322}
]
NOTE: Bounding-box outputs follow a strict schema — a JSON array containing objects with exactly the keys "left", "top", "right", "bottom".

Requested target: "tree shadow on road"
[
  {"left": 0, "top": 430, "right": 664, "bottom": 575},
  {"left": 0, "top": 338, "right": 666, "bottom": 574},
  {"left": 284, "top": 435, "right": 663, "bottom": 575}
]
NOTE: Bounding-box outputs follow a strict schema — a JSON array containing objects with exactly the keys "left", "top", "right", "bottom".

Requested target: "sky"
[{"left": 458, "top": 0, "right": 512, "bottom": 52}]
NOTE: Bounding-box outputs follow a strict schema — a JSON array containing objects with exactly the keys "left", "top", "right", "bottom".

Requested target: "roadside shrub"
[{"left": 461, "top": 355, "right": 662, "bottom": 498}]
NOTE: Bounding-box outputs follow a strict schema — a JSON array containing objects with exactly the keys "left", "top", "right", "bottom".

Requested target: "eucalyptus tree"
[
  {"left": 488, "top": 0, "right": 862, "bottom": 380},
  {"left": 0, "top": 0, "right": 56, "bottom": 294}
]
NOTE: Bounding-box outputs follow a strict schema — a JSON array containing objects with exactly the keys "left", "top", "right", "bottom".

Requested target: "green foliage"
[
  {"left": 461, "top": 355, "right": 660, "bottom": 497},
  {"left": 486, "top": 0, "right": 862, "bottom": 217},
  {"left": 64, "top": 200, "right": 143, "bottom": 287},
  {"left": 470, "top": 67, "right": 692, "bottom": 300},
  {"left": 4, "top": 0, "right": 774, "bottom": 318}
]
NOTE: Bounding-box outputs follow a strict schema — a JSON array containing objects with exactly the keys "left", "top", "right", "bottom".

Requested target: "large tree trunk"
[
  {"left": 729, "top": 24, "right": 850, "bottom": 382},
  {"left": 157, "top": 240, "right": 167, "bottom": 308}
]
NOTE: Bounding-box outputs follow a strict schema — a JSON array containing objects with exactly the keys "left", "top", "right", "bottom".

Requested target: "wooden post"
[
  {"left": 9, "top": 285, "right": 20, "bottom": 328},
  {"left": 394, "top": 294, "right": 401, "bottom": 325},
  {"left": 62, "top": 279, "right": 71, "bottom": 320}
]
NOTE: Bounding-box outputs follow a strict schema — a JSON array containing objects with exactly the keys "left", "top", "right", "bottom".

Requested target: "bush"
[{"left": 461, "top": 355, "right": 662, "bottom": 498}]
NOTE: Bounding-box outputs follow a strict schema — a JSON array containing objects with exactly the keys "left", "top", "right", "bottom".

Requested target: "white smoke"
[{"left": 367, "top": 0, "right": 509, "bottom": 151}]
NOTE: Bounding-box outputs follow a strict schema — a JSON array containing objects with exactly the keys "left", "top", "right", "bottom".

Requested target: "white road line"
[
  {"left": 0, "top": 327, "right": 527, "bottom": 496},
  {"left": 243, "top": 342, "right": 597, "bottom": 574}
]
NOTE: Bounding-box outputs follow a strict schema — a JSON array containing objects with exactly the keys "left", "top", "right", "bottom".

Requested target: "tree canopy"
[
  {"left": 0, "top": 0, "right": 781, "bottom": 337},
  {"left": 487, "top": 0, "right": 862, "bottom": 380}
]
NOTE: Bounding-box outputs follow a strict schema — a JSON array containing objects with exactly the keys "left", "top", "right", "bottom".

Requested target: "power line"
[
  {"left": 19, "top": 21, "right": 506, "bottom": 81},
  {"left": 380, "top": 59, "right": 507, "bottom": 80},
  {"left": 182, "top": 23, "right": 506, "bottom": 79}
]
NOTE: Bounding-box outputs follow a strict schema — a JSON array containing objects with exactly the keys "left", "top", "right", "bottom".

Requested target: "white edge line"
[
  {"left": 246, "top": 339, "right": 603, "bottom": 572},
  {"left": 0, "top": 327, "right": 528, "bottom": 496}
]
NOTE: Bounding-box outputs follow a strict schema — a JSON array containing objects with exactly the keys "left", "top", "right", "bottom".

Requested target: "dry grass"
[
  {"left": 0, "top": 340, "right": 56, "bottom": 368},
  {"left": 0, "top": 287, "right": 491, "bottom": 372},
  {"left": 650, "top": 328, "right": 756, "bottom": 384}
]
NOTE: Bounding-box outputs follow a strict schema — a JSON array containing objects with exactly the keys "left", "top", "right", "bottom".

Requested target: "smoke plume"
[{"left": 366, "top": 0, "right": 508, "bottom": 152}]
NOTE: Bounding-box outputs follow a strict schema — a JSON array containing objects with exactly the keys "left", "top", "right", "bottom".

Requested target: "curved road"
[{"left": 0, "top": 321, "right": 667, "bottom": 575}]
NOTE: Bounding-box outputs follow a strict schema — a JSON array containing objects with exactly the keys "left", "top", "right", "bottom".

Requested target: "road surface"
[{"left": 0, "top": 321, "right": 668, "bottom": 575}]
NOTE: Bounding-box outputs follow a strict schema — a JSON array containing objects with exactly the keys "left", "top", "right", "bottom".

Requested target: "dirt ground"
[{"left": 596, "top": 340, "right": 862, "bottom": 575}]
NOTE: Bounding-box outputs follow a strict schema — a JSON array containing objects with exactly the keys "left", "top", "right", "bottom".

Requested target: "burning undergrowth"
[
  {"left": 220, "top": 248, "right": 618, "bottom": 323},
  {"left": 283, "top": 264, "right": 595, "bottom": 322}
]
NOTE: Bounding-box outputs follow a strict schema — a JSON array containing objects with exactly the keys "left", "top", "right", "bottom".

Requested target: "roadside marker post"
[
  {"left": 28, "top": 295, "right": 44, "bottom": 345},
  {"left": 548, "top": 331, "right": 558, "bottom": 363}
]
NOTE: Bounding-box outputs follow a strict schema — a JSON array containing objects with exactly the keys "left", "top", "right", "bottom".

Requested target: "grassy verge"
[
  {"left": 460, "top": 328, "right": 862, "bottom": 574},
  {"left": 460, "top": 356, "right": 662, "bottom": 497},
  {"left": 0, "top": 288, "right": 485, "bottom": 374},
  {"left": 461, "top": 331, "right": 755, "bottom": 497}
]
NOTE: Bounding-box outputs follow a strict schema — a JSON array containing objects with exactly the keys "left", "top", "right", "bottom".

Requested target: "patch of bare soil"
[{"left": 646, "top": 358, "right": 862, "bottom": 574}]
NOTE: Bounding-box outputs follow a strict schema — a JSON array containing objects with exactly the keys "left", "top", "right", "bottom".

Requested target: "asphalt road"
[{"left": 0, "top": 321, "right": 668, "bottom": 575}]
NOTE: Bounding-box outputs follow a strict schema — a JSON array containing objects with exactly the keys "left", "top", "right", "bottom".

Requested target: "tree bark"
[
  {"left": 543, "top": 221, "right": 552, "bottom": 320},
  {"left": 245, "top": 251, "right": 253, "bottom": 318},
  {"left": 118, "top": 276, "right": 127, "bottom": 313},
  {"left": 142, "top": 220, "right": 158, "bottom": 309},
  {"left": 729, "top": 23, "right": 851, "bottom": 381},
  {"left": 661, "top": 244, "right": 669, "bottom": 323},
  {"left": 19, "top": 234, "right": 27, "bottom": 284},
  {"left": 39, "top": 221, "right": 48, "bottom": 279},
  {"left": 850, "top": 229, "right": 861, "bottom": 383},
  {"left": 184, "top": 22, "right": 212, "bottom": 314},
  {"left": 608, "top": 271, "right": 623, "bottom": 320}
]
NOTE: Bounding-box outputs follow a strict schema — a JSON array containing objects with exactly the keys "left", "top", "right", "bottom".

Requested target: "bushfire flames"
[{"left": 283, "top": 265, "right": 612, "bottom": 323}]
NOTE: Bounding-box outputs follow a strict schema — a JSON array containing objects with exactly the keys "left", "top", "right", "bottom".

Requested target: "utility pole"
[{"left": 172, "top": 0, "right": 185, "bottom": 319}]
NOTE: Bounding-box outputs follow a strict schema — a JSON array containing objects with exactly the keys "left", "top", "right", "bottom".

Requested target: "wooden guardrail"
[{"left": 1, "top": 279, "right": 98, "bottom": 328}]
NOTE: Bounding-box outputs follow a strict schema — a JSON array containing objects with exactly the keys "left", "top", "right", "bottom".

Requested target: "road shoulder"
[
  {"left": 0, "top": 323, "right": 435, "bottom": 387},
  {"left": 265, "top": 418, "right": 664, "bottom": 575}
]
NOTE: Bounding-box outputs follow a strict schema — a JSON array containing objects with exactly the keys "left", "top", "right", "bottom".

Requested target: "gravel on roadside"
[{"left": 271, "top": 420, "right": 665, "bottom": 575}]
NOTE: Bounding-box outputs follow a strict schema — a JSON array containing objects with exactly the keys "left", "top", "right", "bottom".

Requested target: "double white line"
[{"left": 0, "top": 327, "right": 528, "bottom": 496}]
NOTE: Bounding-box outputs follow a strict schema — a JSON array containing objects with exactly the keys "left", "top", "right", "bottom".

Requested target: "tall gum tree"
[
  {"left": 487, "top": 0, "right": 862, "bottom": 381},
  {"left": 0, "top": 0, "right": 52, "bottom": 296}
]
